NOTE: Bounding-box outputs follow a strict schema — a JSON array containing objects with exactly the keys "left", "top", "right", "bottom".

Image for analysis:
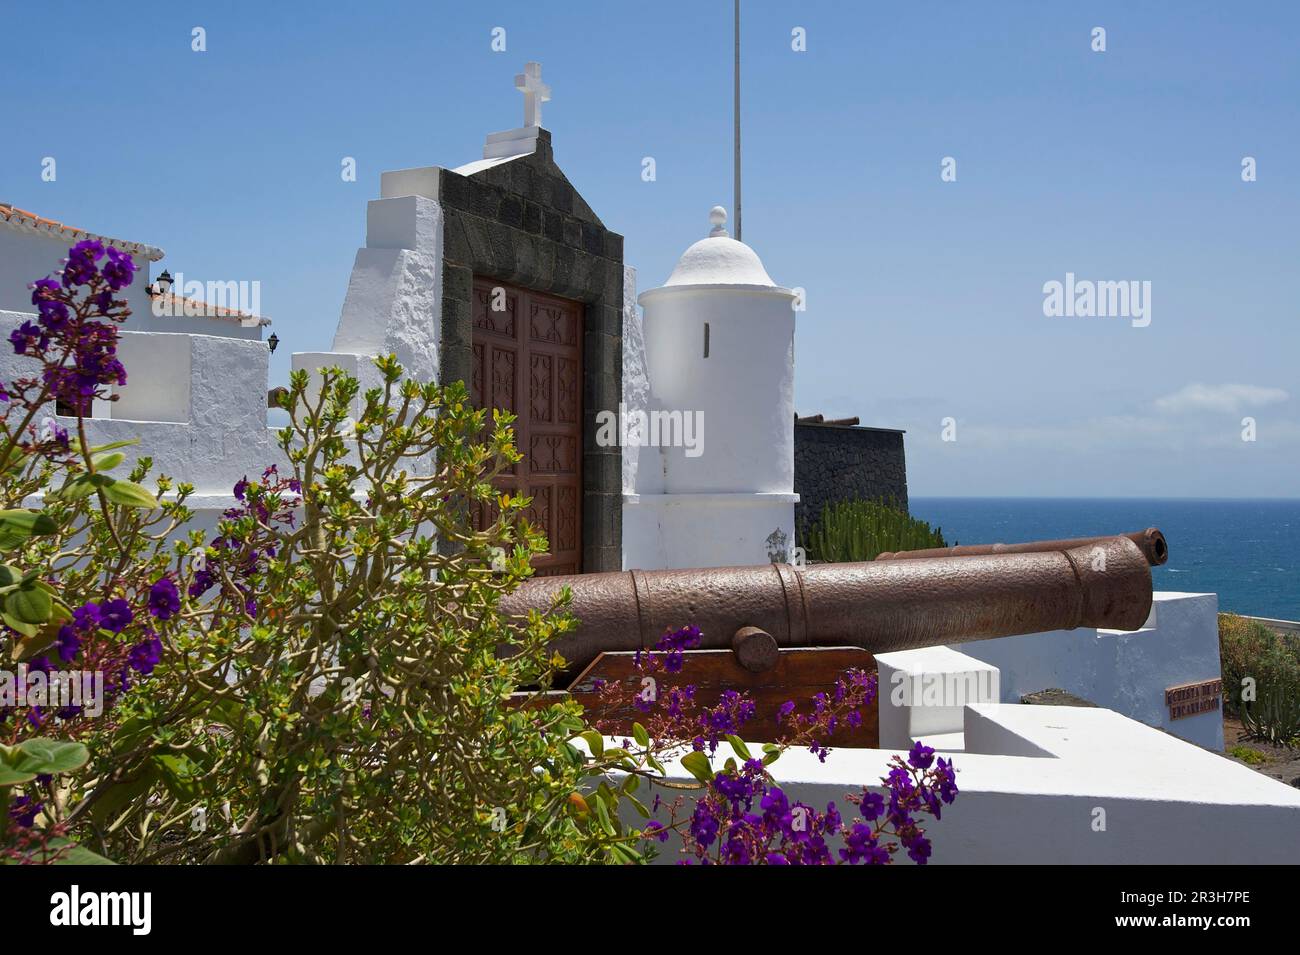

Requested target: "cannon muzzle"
[
  {"left": 877, "top": 527, "right": 1168, "bottom": 567},
  {"left": 501, "top": 536, "right": 1154, "bottom": 673}
]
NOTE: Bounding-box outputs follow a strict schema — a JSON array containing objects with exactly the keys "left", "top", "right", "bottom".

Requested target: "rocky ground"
[{"left": 1221, "top": 715, "right": 1300, "bottom": 788}]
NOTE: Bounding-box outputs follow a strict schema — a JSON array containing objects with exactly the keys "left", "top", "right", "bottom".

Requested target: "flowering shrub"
[
  {"left": 582, "top": 627, "right": 958, "bottom": 864},
  {"left": 1, "top": 244, "right": 956, "bottom": 865},
  {"left": 2, "top": 244, "right": 618, "bottom": 864}
]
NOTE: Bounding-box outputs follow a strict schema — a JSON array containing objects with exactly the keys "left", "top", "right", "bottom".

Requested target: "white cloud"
[{"left": 1154, "top": 383, "right": 1289, "bottom": 415}]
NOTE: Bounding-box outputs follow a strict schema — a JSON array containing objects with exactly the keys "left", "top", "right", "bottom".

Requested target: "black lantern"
[
  {"left": 267, "top": 332, "right": 279, "bottom": 354},
  {"left": 156, "top": 270, "right": 173, "bottom": 294}
]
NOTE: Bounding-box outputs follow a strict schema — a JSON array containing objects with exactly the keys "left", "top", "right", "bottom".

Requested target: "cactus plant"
[{"left": 802, "top": 498, "right": 948, "bottom": 564}]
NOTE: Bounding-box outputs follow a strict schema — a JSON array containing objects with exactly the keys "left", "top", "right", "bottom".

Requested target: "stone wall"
[{"left": 793, "top": 423, "right": 908, "bottom": 532}]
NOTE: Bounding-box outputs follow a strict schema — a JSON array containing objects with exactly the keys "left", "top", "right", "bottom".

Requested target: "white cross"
[{"left": 515, "top": 61, "right": 550, "bottom": 128}]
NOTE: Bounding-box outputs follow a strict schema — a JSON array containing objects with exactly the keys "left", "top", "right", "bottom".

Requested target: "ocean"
[{"left": 908, "top": 498, "right": 1300, "bottom": 622}]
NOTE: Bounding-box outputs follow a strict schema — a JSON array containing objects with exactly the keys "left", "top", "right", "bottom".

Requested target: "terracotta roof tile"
[
  {"left": 147, "top": 290, "right": 270, "bottom": 326},
  {"left": 0, "top": 202, "right": 166, "bottom": 262}
]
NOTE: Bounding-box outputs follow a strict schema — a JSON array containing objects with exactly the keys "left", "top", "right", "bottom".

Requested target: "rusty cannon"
[
  {"left": 502, "top": 535, "right": 1156, "bottom": 744},
  {"left": 877, "top": 526, "right": 1168, "bottom": 567}
]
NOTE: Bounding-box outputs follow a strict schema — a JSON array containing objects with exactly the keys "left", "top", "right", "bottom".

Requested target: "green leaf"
[
  {"left": 0, "top": 564, "right": 18, "bottom": 587},
  {"left": 100, "top": 479, "right": 158, "bottom": 509},
  {"left": 46, "top": 838, "right": 117, "bottom": 865},
  {"left": 153, "top": 754, "right": 202, "bottom": 802},
  {"left": 681, "top": 751, "right": 714, "bottom": 783},
  {"left": 85, "top": 438, "right": 139, "bottom": 454},
  {"left": 50, "top": 473, "right": 113, "bottom": 502},
  {"left": 0, "top": 446, "right": 24, "bottom": 477},
  {"left": 1, "top": 612, "right": 40, "bottom": 640},
  {"left": 592, "top": 793, "right": 616, "bottom": 835},
  {"left": 0, "top": 764, "right": 37, "bottom": 786},
  {"left": 90, "top": 451, "right": 125, "bottom": 472},
  {"left": 13, "top": 738, "right": 90, "bottom": 775},
  {"left": 11, "top": 625, "right": 56, "bottom": 662},
  {"left": 0, "top": 509, "right": 58, "bottom": 549},
  {"left": 624, "top": 793, "right": 651, "bottom": 818},
  {"left": 725, "top": 734, "right": 752, "bottom": 760},
  {"left": 5, "top": 585, "right": 52, "bottom": 624},
  {"left": 632, "top": 722, "right": 650, "bottom": 748},
  {"left": 579, "top": 730, "right": 604, "bottom": 757},
  {"left": 608, "top": 842, "right": 642, "bottom": 864}
]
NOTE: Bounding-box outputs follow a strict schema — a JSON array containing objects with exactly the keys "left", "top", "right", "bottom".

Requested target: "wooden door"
[{"left": 470, "top": 279, "right": 583, "bottom": 575}]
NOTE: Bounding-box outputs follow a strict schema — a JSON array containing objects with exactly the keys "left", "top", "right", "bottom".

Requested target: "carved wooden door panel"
[{"left": 470, "top": 279, "right": 582, "bottom": 575}]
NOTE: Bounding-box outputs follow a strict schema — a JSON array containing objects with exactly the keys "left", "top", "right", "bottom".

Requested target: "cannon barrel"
[
  {"left": 501, "top": 536, "right": 1153, "bottom": 673},
  {"left": 877, "top": 527, "right": 1168, "bottom": 567}
]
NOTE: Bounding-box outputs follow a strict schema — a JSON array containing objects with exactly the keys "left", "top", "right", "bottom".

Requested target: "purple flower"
[
  {"left": 55, "top": 623, "right": 81, "bottom": 663},
  {"left": 689, "top": 802, "right": 720, "bottom": 848},
  {"left": 30, "top": 277, "right": 60, "bottom": 304},
  {"left": 148, "top": 577, "right": 180, "bottom": 620},
  {"left": 62, "top": 240, "right": 104, "bottom": 287},
  {"left": 839, "top": 822, "right": 879, "bottom": 864},
  {"left": 8, "top": 794, "right": 41, "bottom": 828},
  {"left": 721, "top": 836, "right": 752, "bottom": 865},
  {"left": 233, "top": 477, "right": 249, "bottom": 501},
  {"left": 905, "top": 834, "right": 933, "bottom": 865},
  {"left": 37, "top": 299, "right": 70, "bottom": 331},
  {"left": 908, "top": 741, "right": 936, "bottom": 770},
  {"left": 101, "top": 248, "right": 137, "bottom": 291},
  {"left": 188, "top": 568, "right": 216, "bottom": 598},
  {"left": 861, "top": 791, "right": 885, "bottom": 820},
  {"left": 760, "top": 785, "right": 789, "bottom": 826},
  {"left": 100, "top": 597, "right": 133, "bottom": 634},
  {"left": 128, "top": 633, "right": 162, "bottom": 675},
  {"left": 10, "top": 319, "right": 48, "bottom": 355},
  {"left": 72, "top": 602, "right": 102, "bottom": 632},
  {"left": 935, "top": 757, "right": 959, "bottom": 804}
]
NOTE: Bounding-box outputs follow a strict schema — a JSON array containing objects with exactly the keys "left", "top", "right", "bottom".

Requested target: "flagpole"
[{"left": 733, "top": 0, "right": 742, "bottom": 242}]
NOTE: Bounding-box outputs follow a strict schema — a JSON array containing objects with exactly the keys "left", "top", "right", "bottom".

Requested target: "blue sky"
[{"left": 2, "top": 0, "right": 1296, "bottom": 496}]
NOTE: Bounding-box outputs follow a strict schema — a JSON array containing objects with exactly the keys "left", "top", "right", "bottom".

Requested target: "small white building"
[
  {"left": 623, "top": 206, "right": 799, "bottom": 569},
  {"left": 0, "top": 202, "right": 268, "bottom": 342},
  {"left": 0, "top": 203, "right": 161, "bottom": 321}
]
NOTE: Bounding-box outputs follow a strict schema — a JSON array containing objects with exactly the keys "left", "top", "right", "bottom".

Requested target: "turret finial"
[{"left": 708, "top": 205, "right": 728, "bottom": 238}]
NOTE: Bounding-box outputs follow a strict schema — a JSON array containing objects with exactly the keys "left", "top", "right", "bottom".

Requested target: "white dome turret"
[
  {"left": 636, "top": 206, "right": 797, "bottom": 497},
  {"left": 660, "top": 206, "right": 779, "bottom": 288}
]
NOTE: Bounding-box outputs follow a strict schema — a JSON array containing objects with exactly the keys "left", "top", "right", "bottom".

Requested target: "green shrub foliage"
[
  {"left": 803, "top": 498, "right": 948, "bottom": 564},
  {"left": 1219, "top": 613, "right": 1300, "bottom": 747}
]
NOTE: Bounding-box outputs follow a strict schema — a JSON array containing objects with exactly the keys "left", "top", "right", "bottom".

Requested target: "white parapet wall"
[
  {"left": 876, "top": 646, "right": 1000, "bottom": 751},
  {"left": 952, "top": 591, "right": 1224, "bottom": 750},
  {"left": 0, "top": 316, "right": 279, "bottom": 506},
  {"left": 618, "top": 665, "right": 1300, "bottom": 864}
]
